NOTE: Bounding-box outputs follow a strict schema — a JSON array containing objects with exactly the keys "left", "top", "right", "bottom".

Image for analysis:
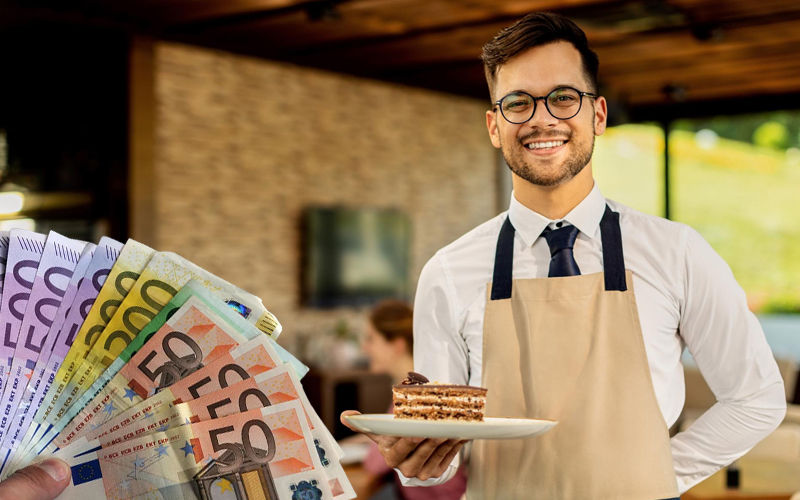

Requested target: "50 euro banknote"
[
  {"left": 38, "top": 282, "right": 304, "bottom": 459},
  {"left": 56, "top": 401, "right": 337, "bottom": 500},
  {"left": 52, "top": 293, "right": 259, "bottom": 452},
  {"left": 83, "top": 333, "right": 289, "bottom": 446},
  {"left": 51, "top": 251, "right": 280, "bottom": 427},
  {"left": 89, "top": 364, "right": 352, "bottom": 499}
]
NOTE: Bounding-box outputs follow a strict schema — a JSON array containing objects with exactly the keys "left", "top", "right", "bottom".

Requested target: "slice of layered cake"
[{"left": 392, "top": 372, "right": 487, "bottom": 421}]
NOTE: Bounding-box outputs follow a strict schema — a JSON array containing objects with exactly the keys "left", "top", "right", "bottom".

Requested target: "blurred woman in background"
[{"left": 360, "top": 299, "right": 467, "bottom": 500}]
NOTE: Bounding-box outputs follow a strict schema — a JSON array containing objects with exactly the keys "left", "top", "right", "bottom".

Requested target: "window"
[
  {"left": 671, "top": 113, "right": 800, "bottom": 314},
  {"left": 593, "top": 123, "right": 665, "bottom": 217}
]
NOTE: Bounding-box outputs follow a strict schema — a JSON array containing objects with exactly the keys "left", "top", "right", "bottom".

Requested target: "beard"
[{"left": 500, "top": 121, "right": 595, "bottom": 187}]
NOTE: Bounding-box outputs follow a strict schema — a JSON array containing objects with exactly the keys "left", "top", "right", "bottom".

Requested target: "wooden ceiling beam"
[
  {"left": 624, "top": 75, "right": 800, "bottom": 105},
  {"left": 166, "top": 0, "right": 619, "bottom": 53},
  {"left": 262, "top": 9, "right": 800, "bottom": 74}
]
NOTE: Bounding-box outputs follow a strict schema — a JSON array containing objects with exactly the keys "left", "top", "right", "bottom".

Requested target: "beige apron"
[{"left": 467, "top": 206, "right": 679, "bottom": 500}]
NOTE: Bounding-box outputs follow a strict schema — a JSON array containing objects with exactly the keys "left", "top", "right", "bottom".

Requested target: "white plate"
[{"left": 345, "top": 414, "right": 558, "bottom": 440}]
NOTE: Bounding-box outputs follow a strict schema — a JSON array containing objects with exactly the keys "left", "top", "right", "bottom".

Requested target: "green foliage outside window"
[{"left": 593, "top": 118, "right": 800, "bottom": 314}]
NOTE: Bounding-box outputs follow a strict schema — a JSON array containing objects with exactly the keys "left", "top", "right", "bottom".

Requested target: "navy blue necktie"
[{"left": 542, "top": 225, "right": 581, "bottom": 277}]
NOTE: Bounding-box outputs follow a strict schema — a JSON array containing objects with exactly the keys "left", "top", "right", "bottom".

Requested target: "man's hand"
[
  {"left": 0, "top": 458, "right": 71, "bottom": 500},
  {"left": 341, "top": 410, "right": 466, "bottom": 481}
]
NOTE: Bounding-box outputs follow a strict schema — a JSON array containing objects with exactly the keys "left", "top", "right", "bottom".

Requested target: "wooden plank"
[{"left": 128, "top": 36, "right": 158, "bottom": 245}]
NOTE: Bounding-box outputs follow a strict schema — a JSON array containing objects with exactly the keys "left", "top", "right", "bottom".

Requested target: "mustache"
[{"left": 517, "top": 130, "right": 573, "bottom": 145}]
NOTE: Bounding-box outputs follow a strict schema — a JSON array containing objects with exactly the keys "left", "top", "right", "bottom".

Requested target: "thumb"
[
  {"left": 340, "top": 410, "right": 382, "bottom": 443},
  {"left": 0, "top": 458, "right": 71, "bottom": 500},
  {"left": 340, "top": 410, "right": 362, "bottom": 433}
]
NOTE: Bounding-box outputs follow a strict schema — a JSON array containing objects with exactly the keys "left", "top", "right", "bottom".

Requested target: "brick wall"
[{"left": 140, "top": 42, "right": 498, "bottom": 356}]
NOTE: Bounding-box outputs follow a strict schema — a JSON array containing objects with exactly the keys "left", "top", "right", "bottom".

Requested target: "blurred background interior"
[{"left": 2, "top": 0, "right": 800, "bottom": 498}]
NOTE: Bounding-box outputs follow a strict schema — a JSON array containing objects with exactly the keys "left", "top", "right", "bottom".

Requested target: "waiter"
[{"left": 342, "top": 11, "right": 787, "bottom": 499}]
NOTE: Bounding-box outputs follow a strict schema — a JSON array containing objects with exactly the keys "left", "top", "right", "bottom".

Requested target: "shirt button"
[{"left": 556, "top": 222, "right": 563, "bottom": 228}]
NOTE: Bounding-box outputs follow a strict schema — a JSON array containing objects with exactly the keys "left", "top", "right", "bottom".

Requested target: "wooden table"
[
  {"left": 343, "top": 463, "right": 383, "bottom": 499},
  {"left": 682, "top": 459, "right": 800, "bottom": 500}
]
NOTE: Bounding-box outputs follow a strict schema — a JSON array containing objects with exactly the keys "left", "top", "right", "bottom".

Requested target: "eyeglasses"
[{"left": 494, "top": 87, "right": 597, "bottom": 124}]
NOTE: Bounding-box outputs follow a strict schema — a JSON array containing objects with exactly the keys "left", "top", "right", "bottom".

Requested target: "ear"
[
  {"left": 487, "top": 109, "right": 502, "bottom": 149},
  {"left": 593, "top": 96, "right": 608, "bottom": 136}
]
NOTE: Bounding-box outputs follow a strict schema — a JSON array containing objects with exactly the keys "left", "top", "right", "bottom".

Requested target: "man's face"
[{"left": 486, "top": 41, "right": 607, "bottom": 187}]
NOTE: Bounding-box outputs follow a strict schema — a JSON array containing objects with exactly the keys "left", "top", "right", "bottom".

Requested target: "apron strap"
[
  {"left": 490, "top": 216, "right": 516, "bottom": 301},
  {"left": 490, "top": 204, "right": 626, "bottom": 300},
  {"left": 599, "top": 204, "right": 627, "bottom": 292}
]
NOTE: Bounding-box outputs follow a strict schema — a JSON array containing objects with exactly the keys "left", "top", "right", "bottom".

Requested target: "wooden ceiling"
[{"left": 4, "top": 0, "right": 800, "bottom": 115}]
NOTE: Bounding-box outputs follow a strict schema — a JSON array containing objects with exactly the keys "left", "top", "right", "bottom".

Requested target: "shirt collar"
[{"left": 507, "top": 183, "right": 606, "bottom": 247}]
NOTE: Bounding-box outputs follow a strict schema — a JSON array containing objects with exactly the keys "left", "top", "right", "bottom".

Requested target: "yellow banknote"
[
  {"left": 54, "top": 251, "right": 278, "bottom": 422},
  {"left": 37, "top": 239, "right": 154, "bottom": 428}
]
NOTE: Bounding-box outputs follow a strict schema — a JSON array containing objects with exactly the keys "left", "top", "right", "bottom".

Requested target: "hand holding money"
[
  {"left": 0, "top": 458, "right": 71, "bottom": 500},
  {"left": 0, "top": 230, "right": 353, "bottom": 500}
]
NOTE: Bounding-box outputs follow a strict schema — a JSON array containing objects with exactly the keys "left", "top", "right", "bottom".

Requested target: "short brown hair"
[
  {"left": 369, "top": 299, "right": 413, "bottom": 352},
  {"left": 481, "top": 12, "right": 599, "bottom": 102}
]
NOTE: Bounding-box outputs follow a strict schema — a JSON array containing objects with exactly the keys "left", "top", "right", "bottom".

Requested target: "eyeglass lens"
[{"left": 500, "top": 88, "right": 582, "bottom": 123}]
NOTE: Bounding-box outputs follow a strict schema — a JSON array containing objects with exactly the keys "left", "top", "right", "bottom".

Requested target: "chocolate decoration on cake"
[{"left": 402, "top": 371, "right": 430, "bottom": 385}]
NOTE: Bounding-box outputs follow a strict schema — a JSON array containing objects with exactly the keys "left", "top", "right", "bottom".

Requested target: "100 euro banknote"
[{"left": 58, "top": 401, "right": 335, "bottom": 500}]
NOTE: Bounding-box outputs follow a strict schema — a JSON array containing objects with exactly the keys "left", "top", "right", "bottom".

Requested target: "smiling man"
[{"left": 342, "top": 12, "right": 786, "bottom": 499}]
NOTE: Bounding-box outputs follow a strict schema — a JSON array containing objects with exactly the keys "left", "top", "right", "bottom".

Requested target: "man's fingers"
[
  {"left": 395, "top": 438, "right": 446, "bottom": 477},
  {"left": 381, "top": 437, "right": 424, "bottom": 468},
  {"left": 429, "top": 440, "right": 467, "bottom": 478},
  {"left": 0, "top": 458, "right": 71, "bottom": 500}
]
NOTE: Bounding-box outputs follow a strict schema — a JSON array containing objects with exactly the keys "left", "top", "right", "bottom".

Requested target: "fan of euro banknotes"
[{"left": 0, "top": 229, "right": 355, "bottom": 500}]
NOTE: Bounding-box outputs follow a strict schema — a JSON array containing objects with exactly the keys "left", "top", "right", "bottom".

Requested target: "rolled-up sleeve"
[
  {"left": 672, "top": 226, "right": 787, "bottom": 493},
  {"left": 396, "top": 253, "right": 467, "bottom": 487}
]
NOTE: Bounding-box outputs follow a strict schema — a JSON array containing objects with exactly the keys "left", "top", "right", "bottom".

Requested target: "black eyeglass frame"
[{"left": 494, "top": 86, "right": 598, "bottom": 124}]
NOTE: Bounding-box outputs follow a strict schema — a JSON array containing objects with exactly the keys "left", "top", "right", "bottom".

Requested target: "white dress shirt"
[{"left": 400, "top": 183, "right": 786, "bottom": 493}]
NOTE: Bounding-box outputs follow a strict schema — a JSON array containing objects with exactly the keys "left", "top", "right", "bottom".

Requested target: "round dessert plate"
[{"left": 344, "top": 414, "right": 558, "bottom": 440}]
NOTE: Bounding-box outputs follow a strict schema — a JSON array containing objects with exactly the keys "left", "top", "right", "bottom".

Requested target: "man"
[{"left": 342, "top": 11, "right": 786, "bottom": 499}]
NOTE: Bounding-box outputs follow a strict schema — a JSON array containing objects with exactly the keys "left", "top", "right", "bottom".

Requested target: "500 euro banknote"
[
  {"left": 0, "top": 230, "right": 47, "bottom": 402},
  {"left": 0, "top": 233, "right": 88, "bottom": 474},
  {"left": 17, "top": 238, "right": 124, "bottom": 465}
]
